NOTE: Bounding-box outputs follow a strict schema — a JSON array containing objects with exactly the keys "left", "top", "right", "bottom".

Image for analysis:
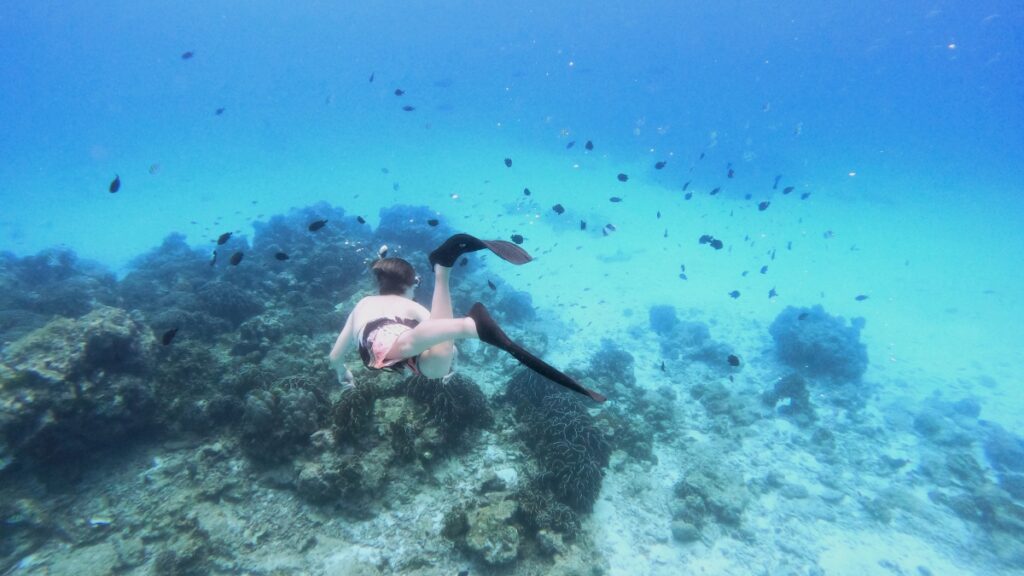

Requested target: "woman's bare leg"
[{"left": 386, "top": 264, "right": 471, "bottom": 377}]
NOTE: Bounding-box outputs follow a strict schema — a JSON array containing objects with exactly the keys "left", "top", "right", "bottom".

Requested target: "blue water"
[{"left": 1, "top": 1, "right": 1023, "bottom": 573}]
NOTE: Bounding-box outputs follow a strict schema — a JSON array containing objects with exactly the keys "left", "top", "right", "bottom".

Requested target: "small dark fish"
[
  {"left": 215, "top": 107, "right": 225, "bottom": 115},
  {"left": 381, "top": 167, "right": 390, "bottom": 174},
  {"left": 552, "top": 204, "right": 565, "bottom": 215},
  {"left": 728, "top": 290, "right": 740, "bottom": 299},
  {"left": 585, "top": 140, "right": 593, "bottom": 150},
  {"left": 699, "top": 152, "right": 706, "bottom": 160},
  {"left": 663, "top": 229, "right": 668, "bottom": 238},
  {"left": 504, "top": 158, "right": 512, "bottom": 168},
  {"left": 727, "top": 168, "right": 735, "bottom": 178},
  {"left": 787, "top": 240, "right": 792, "bottom": 250},
  {"left": 181, "top": 51, "right": 194, "bottom": 60},
  {"left": 394, "top": 88, "right": 405, "bottom": 96},
  {"left": 393, "top": 182, "right": 400, "bottom": 191},
  {"left": 656, "top": 211, "right": 661, "bottom": 219},
  {"left": 402, "top": 105, "right": 415, "bottom": 111},
  {"left": 727, "top": 354, "right": 740, "bottom": 367},
  {"left": 208, "top": 250, "right": 217, "bottom": 266},
  {"left": 710, "top": 187, "right": 720, "bottom": 195},
  {"left": 680, "top": 264, "right": 686, "bottom": 272},
  {"left": 511, "top": 234, "right": 524, "bottom": 244},
  {"left": 855, "top": 294, "right": 869, "bottom": 301},
  {"left": 566, "top": 141, "right": 575, "bottom": 149},
  {"left": 369, "top": 72, "right": 375, "bottom": 82},
  {"left": 679, "top": 272, "right": 688, "bottom": 280},
  {"left": 617, "top": 173, "right": 629, "bottom": 182},
  {"left": 459, "top": 256, "right": 468, "bottom": 266},
  {"left": 609, "top": 196, "right": 622, "bottom": 203},
  {"left": 275, "top": 252, "right": 289, "bottom": 261},
  {"left": 783, "top": 186, "right": 794, "bottom": 195},
  {"left": 684, "top": 192, "right": 693, "bottom": 200},
  {"left": 217, "top": 232, "right": 233, "bottom": 245},
  {"left": 798, "top": 312, "right": 809, "bottom": 320},
  {"left": 660, "top": 361, "right": 666, "bottom": 372},
  {"left": 308, "top": 219, "right": 327, "bottom": 231},
  {"left": 770, "top": 248, "right": 777, "bottom": 260},
  {"left": 773, "top": 175, "right": 782, "bottom": 189},
  {"left": 230, "top": 251, "right": 244, "bottom": 265},
  {"left": 682, "top": 181, "right": 691, "bottom": 191},
  {"left": 162, "top": 328, "right": 179, "bottom": 346},
  {"left": 742, "top": 271, "right": 749, "bottom": 277},
  {"left": 800, "top": 192, "right": 811, "bottom": 200},
  {"left": 769, "top": 287, "right": 777, "bottom": 299},
  {"left": 427, "top": 219, "right": 439, "bottom": 227},
  {"left": 605, "top": 223, "right": 617, "bottom": 232},
  {"left": 523, "top": 187, "right": 531, "bottom": 196},
  {"left": 487, "top": 280, "right": 497, "bottom": 291},
  {"left": 109, "top": 175, "right": 121, "bottom": 193},
  {"left": 356, "top": 216, "right": 366, "bottom": 224},
  {"left": 580, "top": 220, "right": 587, "bottom": 230},
  {"left": 654, "top": 161, "right": 667, "bottom": 170},
  {"left": 710, "top": 239, "right": 724, "bottom": 250},
  {"left": 698, "top": 234, "right": 712, "bottom": 245},
  {"left": 760, "top": 265, "right": 768, "bottom": 274},
  {"left": 758, "top": 201, "right": 770, "bottom": 211}
]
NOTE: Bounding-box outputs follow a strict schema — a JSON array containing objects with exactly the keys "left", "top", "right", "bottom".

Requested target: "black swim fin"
[
  {"left": 468, "top": 302, "right": 606, "bottom": 403},
  {"left": 429, "top": 233, "right": 533, "bottom": 268}
]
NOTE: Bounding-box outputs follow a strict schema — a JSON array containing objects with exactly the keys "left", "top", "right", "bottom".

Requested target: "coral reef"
[
  {"left": 769, "top": 304, "right": 868, "bottom": 382},
  {"left": 403, "top": 373, "right": 493, "bottom": 445},
  {"left": 649, "top": 304, "right": 680, "bottom": 336},
  {"left": 647, "top": 306, "right": 734, "bottom": 367},
  {"left": 240, "top": 372, "right": 334, "bottom": 464},
  {"left": 670, "top": 455, "right": 751, "bottom": 539},
  {"left": 503, "top": 371, "right": 611, "bottom": 512},
  {"left": 0, "top": 306, "right": 157, "bottom": 470}
]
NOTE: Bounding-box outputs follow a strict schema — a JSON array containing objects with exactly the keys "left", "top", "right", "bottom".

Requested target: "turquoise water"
[{"left": 1, "top": 1, "right": 1022, "bottom": 574}]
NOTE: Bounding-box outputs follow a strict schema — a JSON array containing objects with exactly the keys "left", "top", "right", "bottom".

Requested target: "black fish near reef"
[
  {"left": 660, "top": 361, "right": 665, "bottom": 372},
  {"left": 308, "top": 219, "right": 327, "bottom": 231},
  {"left": 710, "top": 239, "right": 723, "bottom": 250},
  {"left": 760, "top": 265, "right": 768, "bottom": 274},
  {"left": 710, "top": 187, "right": 720, "bottom": 196},
  {"left": 580, "top": 220, "right": 587, "bottom": 230},
  {"left": 783, "top": 186, "right": 795, "bottom": 195},
  {"left": 369, "top": 71, "right": 375, "bottom": 82},
  {"left": 523, "top": 187, "right": 531, "bottom": 196},
  {"left": 230, "top": 251, "right": 244, "bottom": 266},
  {"left": 684, "top": 192, "right": 693, "bottom": 200},
  {"left": 758, "top": 201, "right": 770, "bottom": 211},
  {"left": 585, "top": 140, "right": 593, "bottom": 150},
  {"left": 682, "top": 181, "right": 691, "bottom": 191},
  {"left": 215, "top": 107, "right": 225, "bottom": 115},
  {"left": 356, "top": 216, "right": 366, "bottom": 224},
  {"left": 800, "top": 192, "right": 811, "bottom": 200},
  {"left": 699, "top": 234, "right": 713, "bottom": 245},
  {"left": 727, "top": 354, "right": 740, "bottom": 367},
  {"left": 162, "top": 328, "right": 179, "bottom": 346},
  {"left": 487, "top": 280, "right": 497, "bottom": 291},
  {"left": 855, "top": 294, "right": 869, "bottom": 301},
  {"left": 217, "top": 232, "right": 232, "bottom": 245},
  {"left": 773, "top": 175, "right": 782, "bottom": 189},
  {"left": 504, "top": 158, "right": 512, "bottom": 167},
  {"left": 566, "top": 141, "right": 575, "bottom": 149},
  {"left": 275, "top": 252, "right": 289, "bottom": 261},
  {"left": 402, "top": 105, "right": 415, "bottom": 111},
  {"left": 181, "top": 51, "right": 194, "bottom": 60},
  {"left": 728, "top": 290, "right": 740, "bottom": 299},
  {"left": 656, "top": 211, "right": 661, "bottom": 219},
  {"left": 109, "top": 175, "right": 121, "bottom": 193},
  {"left": 511, "top": 234, "right": 524, "bottom": 244},
  {"left": 609, "top": 197, "right": 622, "bottom": 203},
  {"left": 655, "top": 161, "right": 667, "bottom": 170},
  {"left": 394, "top": 88, "right": 405, "bottom": 96},
  {"left": 617, "top": 173, "right": 629, "bottom": 182},
  {"left": 798, "top": 312, "right": 809, "bottom": 320},
  {"left": 427, "top": 219, "right": 439, "bottom": 227},
  {"left": 769, "top": 287, "right": 778, "bottom": 299},
  {"left": 552, "top": 204, "right": 565, "bottom": 215}
]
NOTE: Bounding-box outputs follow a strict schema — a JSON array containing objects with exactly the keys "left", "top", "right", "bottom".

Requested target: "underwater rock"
[
  {"left": 762, "top": 373, "right": 816, "bottom": 426},
  {"left": 769, "top": 305, "right": 867, "bottom": 382},
  {"left": 670, "top": 520, "right": 701, "bottom": 543},
  {"left": 649, "top": 311, "right": 734, "bottom": 367},
  {"left": 464, "top": 498, "right": 520, "bottom": 565},
  {"left": 649, "top": 304, "right": 680, "bottom": 335},
  {"left": 672, "top": 457, "right": 750, "bottom": 529},
  {"left": 0, "top": 306, "right": 158, "bottom": 468},
  {"left": 403, "top": 373, "right": 493, "bottom": 446}
]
